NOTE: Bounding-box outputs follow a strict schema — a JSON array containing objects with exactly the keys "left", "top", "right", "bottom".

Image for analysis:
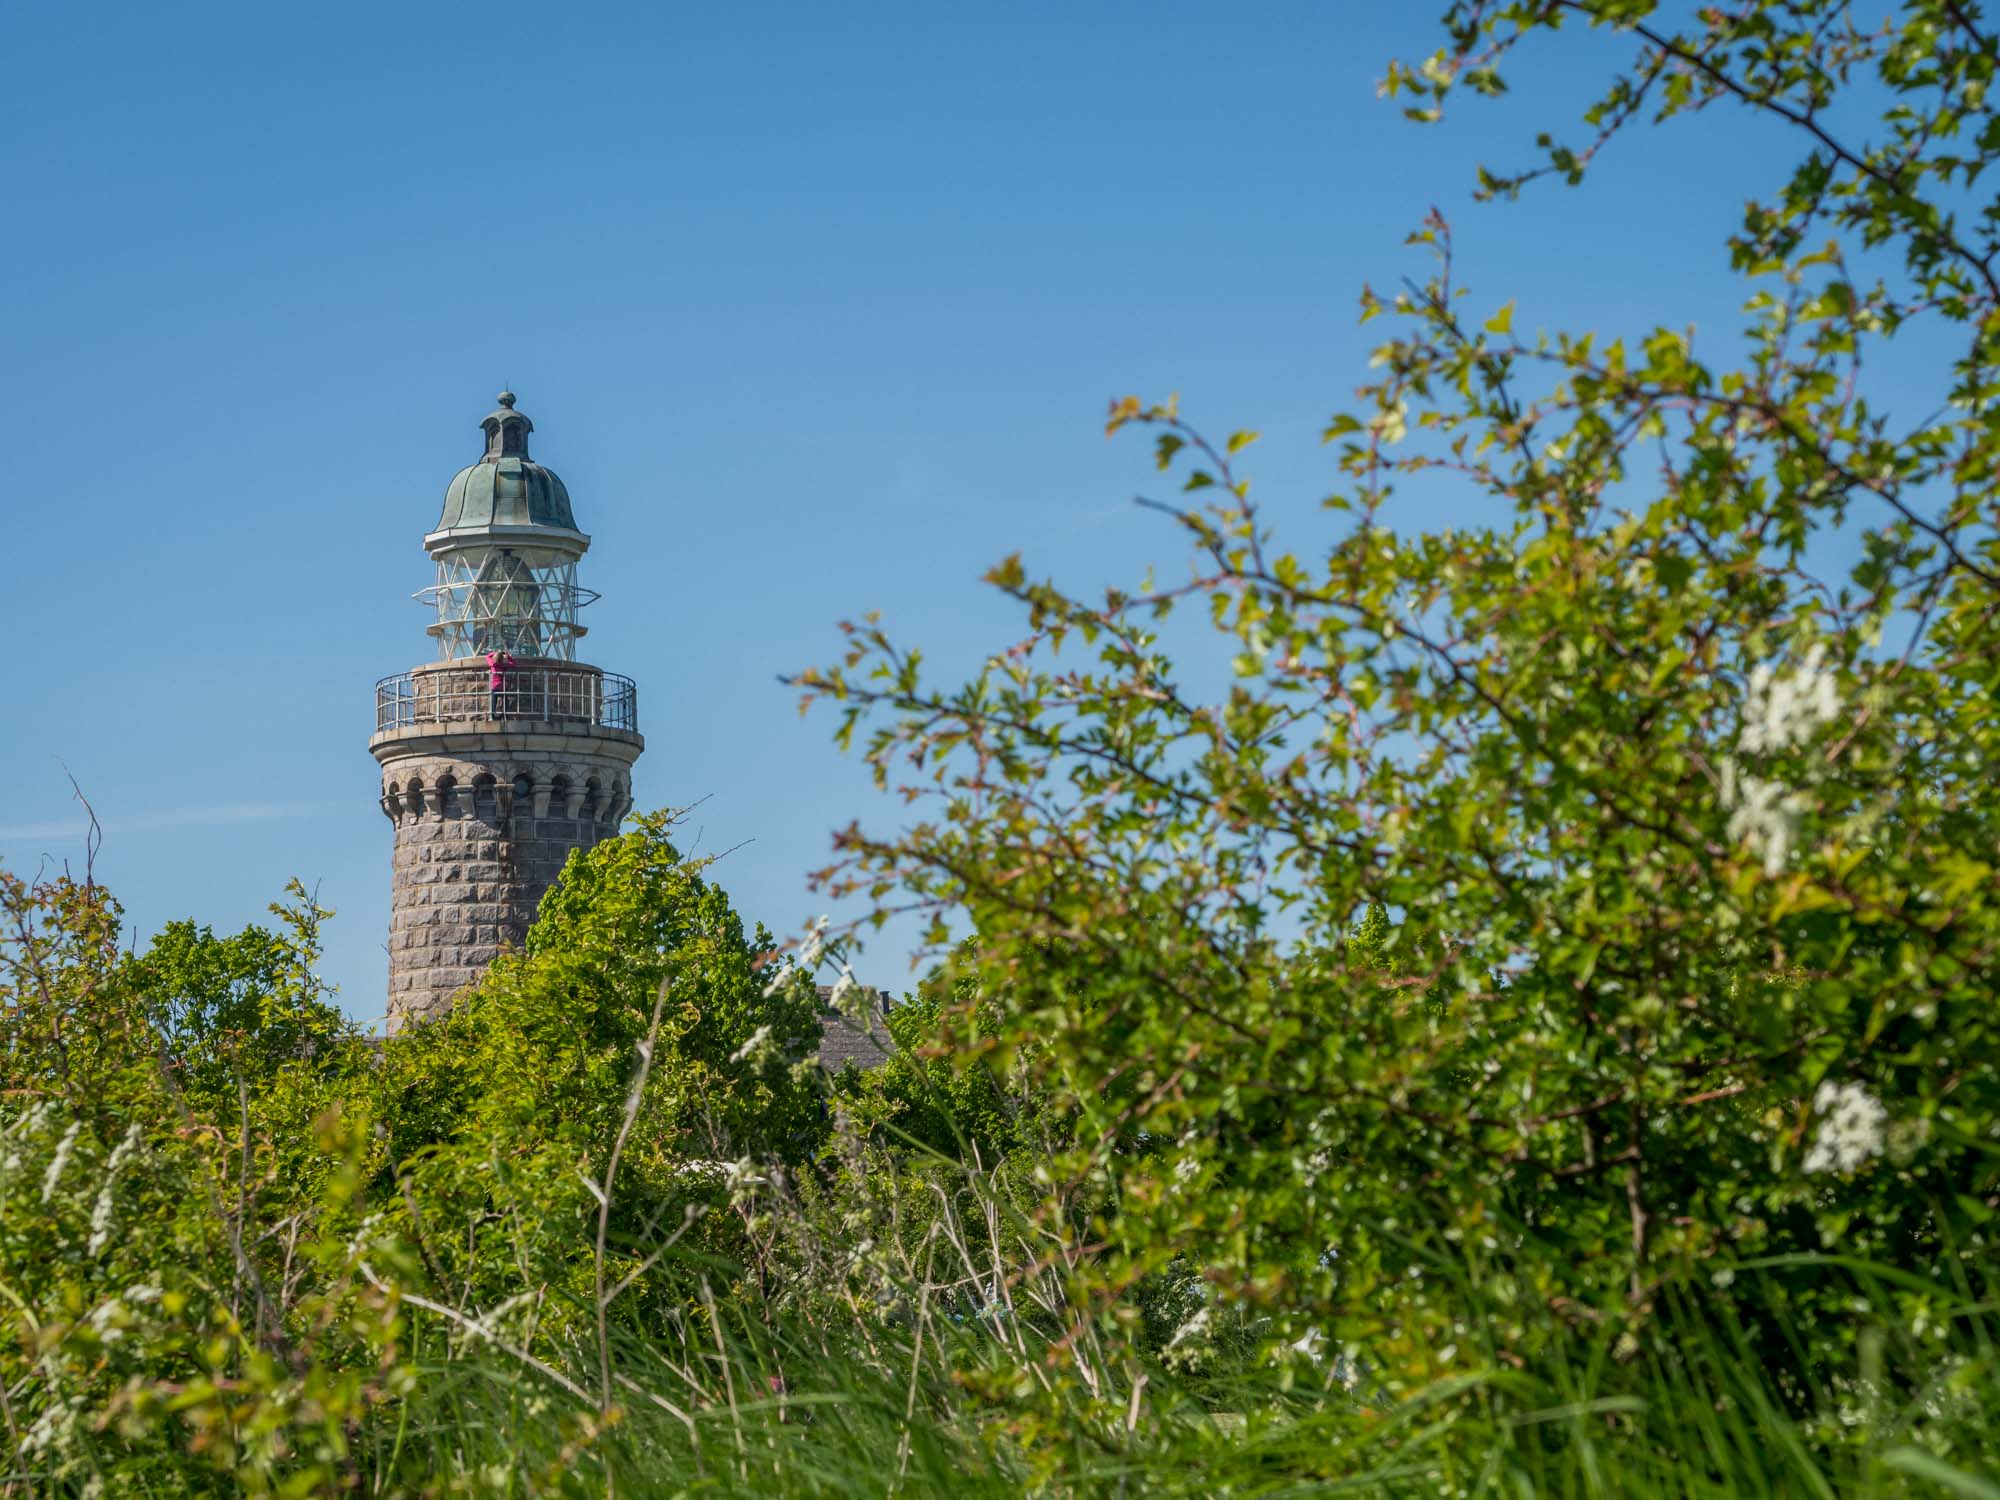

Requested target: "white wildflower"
[
  {"left": 1803, "top": 1080, "right": 1887, "bottom": 1175},
  {"left": 19, "top": 1397, "right": 76, "bottom": 1456},
  {"left": 87, "top": 1186, "right": 116, "bottom": 1257},
  {"left": 1287, "top": 1327, "right": 1327, "bottom": 1365},
  {"left": 87, "top": 1296, "right": 129, "bottom": 1344},
  {"left": 829, "top": 964, "right": 868, "bottom": 1024},
  {"left": 1164, "top": 1306, "right": 1211, "bottom": 1354},
  {"left": 721, "top": 1157, "right": 764, "bottom": 1208},
  {"left": 731, "top": 1024, "right": 777, "bottom": 1068},
  {"left": 40, "top": 1119, "right": 81, "bottom": 1205},
  {"left": 1173, "top": 1155, "right": 1200, "bottom": 1183},
  {"left": 2, "top": 1100, "right": 55, "bottom": 1179},
  {"left": 799, "top": 915, "right": 830, "bottom": 969},
  {"left": 760, "top": 957, "right": 795, "bottom": 998},
  {"left": 105, "top": 1122, "right": 143, "bottom": 1175},
  {"left": 88, "top": 1124, "right": 144, "bottom": 1257}
]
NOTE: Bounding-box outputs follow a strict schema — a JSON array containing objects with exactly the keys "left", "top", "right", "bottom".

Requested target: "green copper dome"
[{"left": 434, "top": 393, "right": 579, "bottom": 534}]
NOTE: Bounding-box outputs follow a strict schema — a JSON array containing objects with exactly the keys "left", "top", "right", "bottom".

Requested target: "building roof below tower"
[{"left": 815, "top": 986, "right": 895, "bottom": 1072}]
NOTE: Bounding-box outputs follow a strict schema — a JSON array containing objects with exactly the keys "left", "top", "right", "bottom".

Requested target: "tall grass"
[{"left": 342, "top": 1214, "right": 1999, "bottom": 1497}]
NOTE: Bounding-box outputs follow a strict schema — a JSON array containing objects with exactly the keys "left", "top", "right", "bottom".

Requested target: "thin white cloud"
[{"left": 0, "top": 801, "right": 344, "bottom": 844}]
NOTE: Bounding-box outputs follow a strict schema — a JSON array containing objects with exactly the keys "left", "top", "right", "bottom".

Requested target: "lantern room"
[{"left": 418, "top": 391, "right": 598, "bottom": 661}]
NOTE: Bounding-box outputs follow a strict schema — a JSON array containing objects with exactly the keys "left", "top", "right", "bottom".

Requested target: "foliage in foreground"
[
  {"left": 7, "top": 1, "right": 2000, "bottom": 1494},
  {"left": 3, "top": 859, "right": 1996, "bottom": 1497}
]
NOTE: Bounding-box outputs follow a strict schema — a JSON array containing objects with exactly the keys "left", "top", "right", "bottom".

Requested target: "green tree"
[
  {"left": 126, "top": 882, "right": 357, "bottom": 1107},
  {"left": 836, "top": 946, "right": 1050, "bottom": 1163},
  {"left": 373, "top": 811, "right": 833, "bottom": 1324}
]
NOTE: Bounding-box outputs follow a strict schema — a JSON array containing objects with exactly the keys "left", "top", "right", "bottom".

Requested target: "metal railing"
[{"left": 374, "top": 664, "right": 638, "bottom": 734}]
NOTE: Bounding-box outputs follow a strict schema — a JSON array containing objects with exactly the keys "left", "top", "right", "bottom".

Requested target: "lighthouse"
[{"left": 369, "top": 393, "right": 644, "bottom": 1029}]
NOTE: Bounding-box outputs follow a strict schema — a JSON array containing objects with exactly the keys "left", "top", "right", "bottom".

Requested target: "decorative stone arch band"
[{"left": 378, "top": 761, "right": 633, "bottom": 826}]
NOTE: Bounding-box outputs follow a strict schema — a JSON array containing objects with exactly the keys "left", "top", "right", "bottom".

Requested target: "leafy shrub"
[{"left": 793, "top": 0, "right": 2000, "bottom": 1431}]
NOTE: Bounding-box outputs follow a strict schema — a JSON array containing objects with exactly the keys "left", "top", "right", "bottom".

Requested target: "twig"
[
  {"left": 57, "top": 763, "right": 101, "bottom": 890},
  {"left": 359, "top": 1268, "right": 594, "bottom": 1406},
  {"left": 595, "top": 975, "right": 672, "bottom": 1412}
]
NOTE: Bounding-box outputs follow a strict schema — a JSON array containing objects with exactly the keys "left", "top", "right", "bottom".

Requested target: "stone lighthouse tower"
[{"left": 369, "top": 392, "right": 643, "bottom": 1029}]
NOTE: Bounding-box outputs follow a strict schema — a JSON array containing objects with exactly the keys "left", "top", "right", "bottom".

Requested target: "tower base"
[{"left": 370, "top": 715, "right": 642, "bottom": 1030}]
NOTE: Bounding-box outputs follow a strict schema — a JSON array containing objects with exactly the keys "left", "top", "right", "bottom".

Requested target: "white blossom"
[
  {"left": 721, "top": 1157, "right": 765, "bottom": 1208},
  {"left": 88, "top": 1124, "right": 144, "bottom": 1256},
  {"left": 1369, "top": 401, "right": 1408, "bottom": 444},
  {"left": 829, "top": 964, "right": 868, "bottom": 1024},
  {"left": 731, "top": 1024, "right": 777, "bottom": 1068},
  {"left": 799, "top": 915, "right": 830, "bottom": 970},
  {"left": 1804, "top": 1080, "right": 1887, "bottom": 1175},
  {"left": 87, "top": 1296, "right": 129, "bottom": 1344},
  {"left": 1721, "top": 762, "right": 1809, "bottom": 877},
  {"left": 40, "top": 1119, "right": 81, "bottom": 1205},
  {"left": 87, "top": 1187, "right": 117, "bottom": 1257},
  {"left": 19, "top": 1396, "right": 77, "bottom": 1456},
  {"left": 1738, "top": 646, "right": 1840, "bottom": 755},
  {"left": 1718, "top": 648, "right": 1844, "bottom": 875},
  {"left": 760, "top": 957, "right": 796, "bottom": 998},
  {"left": 1164, "top": 1306, "right": 1211, "bottom": 1355}
]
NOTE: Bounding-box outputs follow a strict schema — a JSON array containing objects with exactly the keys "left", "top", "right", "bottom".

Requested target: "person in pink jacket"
[{"left": 486, "top": 649, "right": 516, "bottom": 718}]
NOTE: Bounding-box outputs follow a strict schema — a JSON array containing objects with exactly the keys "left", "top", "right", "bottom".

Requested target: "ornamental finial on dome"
[{"left": 481, "top": 390, "right": 533, "bottom": 459}]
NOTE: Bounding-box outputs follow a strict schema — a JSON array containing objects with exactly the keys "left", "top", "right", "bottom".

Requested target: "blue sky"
[{"left": 2, "top": 2, "right": 1815, "bottom": 1026}]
